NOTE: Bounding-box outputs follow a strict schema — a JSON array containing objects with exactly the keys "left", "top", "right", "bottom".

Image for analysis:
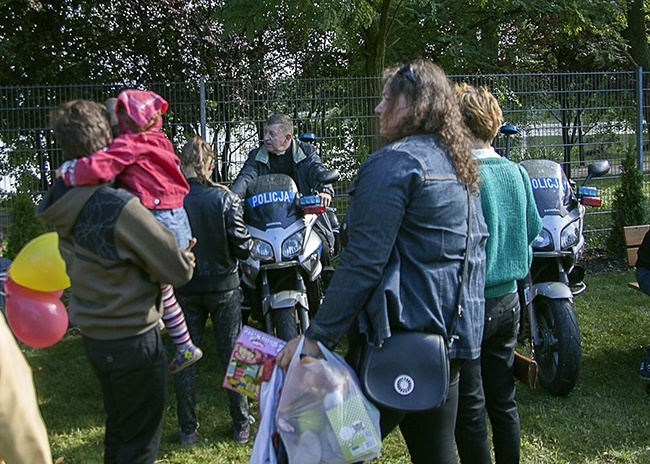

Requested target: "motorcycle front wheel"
[
  {"left": 534, "top": 296, "right": 581, "bottom": 396},
  {"left": 271, "top": 309, "right": 300, "bottom": 341}
]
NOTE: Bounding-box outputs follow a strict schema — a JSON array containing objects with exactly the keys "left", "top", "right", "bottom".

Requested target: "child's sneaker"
[
  {"left": 233, "top": 416, "right": 255, "bottom": 444},
  {"left": 233, "top": 421, "right": 251, "bottom": 444},
  {"left": 640, "top": 347, "right": 650, "bottom": 381},
  {"left": 169, "top": 345, "right": 203, "bottom": 374}
]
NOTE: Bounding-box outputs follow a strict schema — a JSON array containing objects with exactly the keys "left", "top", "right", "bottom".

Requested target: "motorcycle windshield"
[
  {"left": 520, "top": 159, "right": 578, "bottom": 217},
  {"left": 244, "top": 174, "right": 301, "bottom": 230}
]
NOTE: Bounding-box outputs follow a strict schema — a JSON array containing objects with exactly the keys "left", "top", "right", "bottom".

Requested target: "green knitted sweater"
[{"left": 477, "top": 152, "right": 543, "bottom": 299}]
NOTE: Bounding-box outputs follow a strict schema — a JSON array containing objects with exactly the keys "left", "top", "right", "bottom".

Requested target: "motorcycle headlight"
[
  {"left": 561, "top": 220, "right": 581, "bottom": 250},
  {"left": 282, "top": 230, "right": 305, "bottom": 259},
  {"left": 251, "top": 239, "right": 274, "bottom": 262},
  {"left": 532, "top": 228, "right": 553, "bottom": 251}
]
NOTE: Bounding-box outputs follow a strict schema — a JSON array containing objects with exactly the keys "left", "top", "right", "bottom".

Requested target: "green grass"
[{"left": 24, "top": 268, "right": 650, "bottom": 463}]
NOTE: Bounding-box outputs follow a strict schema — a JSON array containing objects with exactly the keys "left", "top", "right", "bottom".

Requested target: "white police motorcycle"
[
  {"left": 502, "top": 124, "right": 610, "bottom": 396},
  {"left": 240, "top": 171, "right": 339, "bottom": 341}
]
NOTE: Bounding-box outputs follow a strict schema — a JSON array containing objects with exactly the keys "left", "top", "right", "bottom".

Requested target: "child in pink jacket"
[{"left": 58, "top": 89, "right": 202, "bottom": 374}]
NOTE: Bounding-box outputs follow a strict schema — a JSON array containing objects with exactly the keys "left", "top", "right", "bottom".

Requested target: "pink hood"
[{"left": 116, "top": 89, "right": 168, "bottom": 132}]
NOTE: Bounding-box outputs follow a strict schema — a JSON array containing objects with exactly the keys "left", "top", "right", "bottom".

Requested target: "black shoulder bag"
[{"left": 359, "top": 187, "right": 472, "bottom": 412}]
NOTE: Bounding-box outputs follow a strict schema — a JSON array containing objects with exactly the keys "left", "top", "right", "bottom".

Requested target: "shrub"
[
  {"left": 607, "top": 148, "right": 646, "bottom": 255},
  {"left": 4, "top": 193, "right": 48, "bottom": 260}
]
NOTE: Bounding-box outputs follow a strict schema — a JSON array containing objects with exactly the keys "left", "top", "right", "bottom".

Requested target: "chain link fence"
[{"left": 1, "top": 69, "right": 649, "bottom": 246}]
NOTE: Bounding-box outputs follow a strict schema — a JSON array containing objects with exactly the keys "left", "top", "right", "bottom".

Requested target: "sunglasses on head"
[{"left": 397, "top": 64, "right": 417, "bottom": 85}]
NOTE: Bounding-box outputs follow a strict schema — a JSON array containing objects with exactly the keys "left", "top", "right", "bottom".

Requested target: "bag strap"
[
  {"left": 523, "top": 271, "right": 537, "bottom": 356},
  {"left": 447, "top": 185, "right": 472, "bottom": 347}
]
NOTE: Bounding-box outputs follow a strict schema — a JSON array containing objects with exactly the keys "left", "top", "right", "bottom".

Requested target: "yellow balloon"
[{"left": 9, "top": 232, "right": 71, "bottom": 292}]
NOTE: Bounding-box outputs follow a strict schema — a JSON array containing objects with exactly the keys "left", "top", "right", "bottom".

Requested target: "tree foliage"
[
  {"left": 0, "top": 0, "right": 642, "bottom": 86},
  {"left": 0, "top": 0, "right": 249, "bottom": 85}
]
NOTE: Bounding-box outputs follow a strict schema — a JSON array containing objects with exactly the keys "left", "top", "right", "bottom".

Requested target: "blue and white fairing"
[
  {"left": 520, "top": 159, "right": 584, "bottom": 259},
  {"left": 521, "top": 160, "right": 579, "bottom": 218},
  {"left": 242, "top": 174, "right": 322, "bottom": 288},
  {"left": 244, "top": 174, "right": 300, "bottom": 231}
]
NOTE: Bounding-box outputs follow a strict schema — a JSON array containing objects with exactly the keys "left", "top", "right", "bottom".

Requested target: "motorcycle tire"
[
  {"left": 272, "top": 309, "right": 299, "bottom": 342},
  {"left": 534, "top": 296, "right": 581, "bottom": 396},
  {"left": 306, "top": 278, "right": 322, "bottom": 317}
]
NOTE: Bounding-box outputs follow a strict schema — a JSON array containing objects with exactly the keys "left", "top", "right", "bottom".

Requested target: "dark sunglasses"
[{"left": 397, "top": 64, "right": 417, "bottom": 85}]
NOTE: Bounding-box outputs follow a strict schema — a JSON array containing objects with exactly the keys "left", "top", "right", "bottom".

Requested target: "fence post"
[
  {"left": 200, "top": 76, "right": 207, "bottom": 140},
  {"left": 637, "top": 66, "right": 644, "bottom": 172}
]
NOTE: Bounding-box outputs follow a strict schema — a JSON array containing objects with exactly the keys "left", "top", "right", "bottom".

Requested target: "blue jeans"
[
  {"left": 456, "top": 291, "right": 521, "bottom": 464},
  {"left": 83, "top": 327, "right": 167, "bottom": 464},
  {"left": 151, "top": 207, "right": 193, "bottom": 249},
  {"left": 173, "top": 289, "right": 249, "bottom": 434},
  {"left": 636, "top": 267, "right": 650, "bottom": 296}
]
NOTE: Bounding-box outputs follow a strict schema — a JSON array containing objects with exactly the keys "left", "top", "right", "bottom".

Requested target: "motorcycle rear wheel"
[{"left": 534, "top": 296, "right": 581, "bottom": 396}]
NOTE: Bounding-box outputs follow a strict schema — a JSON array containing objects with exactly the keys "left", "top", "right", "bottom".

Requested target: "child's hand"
[
  {"left": 56, "top": 160, "right": 75, "bottom": 184},
  {"left": 184, "top": 238, "right": 197, "bottom": 267}
]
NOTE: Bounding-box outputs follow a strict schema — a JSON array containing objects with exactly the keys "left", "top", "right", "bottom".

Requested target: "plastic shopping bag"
[
  {"left": 250, "top": 365, "right": 285, "bottom": 464},
  {"left": 276, "top": 337, "right": 382, "bottom": 464}
]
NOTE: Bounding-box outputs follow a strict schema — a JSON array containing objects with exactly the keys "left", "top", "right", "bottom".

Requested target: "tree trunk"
[
  {"left": 623, "top": 0, "right": 650, "bottom": 144},
  {"left": 359, "top": 0, "right": 393, "bottom": 151},
  {"left": 624, "top": 0, "right": 650, "bottom": 69}
]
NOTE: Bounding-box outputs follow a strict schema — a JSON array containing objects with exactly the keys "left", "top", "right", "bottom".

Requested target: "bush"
[
  {"left": 4, "top": 193, "right": 49, "bottom": 260},
  {"left": 607, "top": 148, "right": 646, "bottom": 255}
]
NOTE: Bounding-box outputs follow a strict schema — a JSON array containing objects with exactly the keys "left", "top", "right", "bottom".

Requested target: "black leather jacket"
[
  {"left": 230, "top": 140, "right": 334, "bottom": 199},
  {"left": 176, "top": 178, "right": 252, "bottom": 294}
]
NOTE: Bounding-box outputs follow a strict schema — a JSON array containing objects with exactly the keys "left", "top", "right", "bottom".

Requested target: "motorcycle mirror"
[
  {"left": 499, "top": 124, "right": 519, "bottom": 159},
  {"left": 299, "top": 132, "right": 317, "bottom": 143},
  {"left": 581, "top": 160, "right": 611, "bottom": 186},
  {"left": 499, "top": 124, "right": 519, "bottom": 136},
  {"left": 588, "top": 160, "right": 611, "bottom": 177},
  {"left": 318, "top": 169, "right": 339, "bottom": 185}
]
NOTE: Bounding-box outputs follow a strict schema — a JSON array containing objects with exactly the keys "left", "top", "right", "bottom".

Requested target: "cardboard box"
[
  {"left": 325, "top": 395, "right": 381, "bottom": 461},
  {"left": 222, "top": 325, "right": 286, "bottom": 399}
]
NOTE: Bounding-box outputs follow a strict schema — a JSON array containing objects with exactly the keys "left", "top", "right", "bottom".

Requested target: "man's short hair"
[
  {"left": 50, "top": 100, "right": 111, "bottom": 160},
  {"left": 265, "top": 113, "right": 293, "bottom": 135}
]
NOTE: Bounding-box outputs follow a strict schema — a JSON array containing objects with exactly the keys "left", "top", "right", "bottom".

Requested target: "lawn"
[{"left": 23, "top": 267, "right": 650, "bottom": 463}]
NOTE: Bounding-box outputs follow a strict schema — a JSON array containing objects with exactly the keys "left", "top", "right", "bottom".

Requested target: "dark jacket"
[
  {"left": 305, "top": 134, "right": 488, "bottom": 360},
  {"left": 230, "top": 140, "right": 334, "bottom": 199},
  {"left": 231, "top": 139, "right": 336, "bottom": 249},
  {"left": 37, "top": 181, "right": 193, "bottom": 340},
  {"left": 176, "top": 178, "right": 252, "bottom": 294},
  {"left": 637, "top": 230, "right": 650, "bottom": 269}
]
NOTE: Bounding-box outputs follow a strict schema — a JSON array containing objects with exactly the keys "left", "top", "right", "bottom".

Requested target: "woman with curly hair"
[{"left": 276, "top": 59, "right": 488, "bottom": 463}]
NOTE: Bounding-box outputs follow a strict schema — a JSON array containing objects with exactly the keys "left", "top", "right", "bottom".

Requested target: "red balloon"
[
  {"left": 3, "top": 275, "right": 64, "bottom": 300},
  {"left": 5, "top": 289, "right": 68, "bottom": 348}
]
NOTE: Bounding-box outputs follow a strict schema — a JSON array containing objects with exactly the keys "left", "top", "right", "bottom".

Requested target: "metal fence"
[{"left": 1, "top": 69, "right": 649, "bottom": 244}]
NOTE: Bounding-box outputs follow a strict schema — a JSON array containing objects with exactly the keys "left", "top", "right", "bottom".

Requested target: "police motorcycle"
[
  {"left": 501, "top": 124, "right": 610, "bottom": 396},
  {"left": 239, "top": 170, "right": 340, "bottom": 341}
]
